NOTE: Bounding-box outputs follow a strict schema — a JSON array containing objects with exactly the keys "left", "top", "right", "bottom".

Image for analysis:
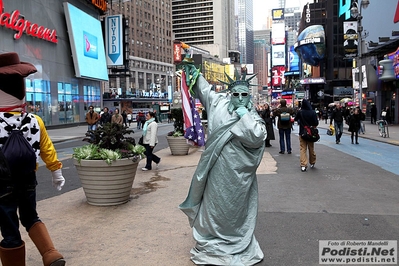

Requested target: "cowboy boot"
[
  {"left": 0, "top": 241, "right": 26, "bottom": 266},
  {"left": 28, "top": 222, "right": 65, "bottom": 266}
]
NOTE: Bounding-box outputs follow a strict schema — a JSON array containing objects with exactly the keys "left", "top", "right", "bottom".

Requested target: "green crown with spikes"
[{"left": 217, "top": 68, "right": 257, "bottom": 92}]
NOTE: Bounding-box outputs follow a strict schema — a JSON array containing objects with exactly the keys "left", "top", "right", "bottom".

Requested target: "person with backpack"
[
  {"left": 295, "top": 99, "right": 319, "bottom": 172},
  {"left": 0, "top": 52, "right": 66, "bottom": 266},
  {"left": 272, "top": 99, "right": 295, "bottom": 154}
]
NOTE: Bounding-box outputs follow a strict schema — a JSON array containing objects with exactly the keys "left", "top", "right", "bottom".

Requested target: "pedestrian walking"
[
  {"left": 111, "top": 108, "right": 123, "bottom": 125},
  {"left": 330, "top": 104, "right": 346, "bottom": 144},
  {"left": 85, "top": 105, "right": 99, "bottom": 131},
  {"left": 99, "top": 107, "right": 111, "bottom": 125},
  {"left": 0, "top": 52, "right": 66, "bottom": 266},
  {"left": 136, "top": 113, "right": 141, "bottom": 129},
  {"left": 370, "top": 104, "right": 377, "bottom": 124},
  {"left": 348, "top": 108, "right": 362, "bottom": 144},
  {"left": 295, "top": 99, "right": 319, "bottom": 172},
  {"left": 121, "top": 110, "right": 128, "bottom": 127},
  {"left": 260, "top": 103, "right": 275, "bottom": 147},
  {"left": 273, "top": 99, "right": 294, "bottom": 154},
  {"left": 141, "top": 111, "right": 160, "bottom": 171},
  {"left": 140, "top": 112, "right": 146, "bottom": 129},
  {"left": 127, "top": 112, "right": 132, "bottom": 126},
  {"left": 179, "top": 64, "right": 266, "bottom": 265},
  {"left": 384, "top": 106, "right": 392, "bottom": 125}
]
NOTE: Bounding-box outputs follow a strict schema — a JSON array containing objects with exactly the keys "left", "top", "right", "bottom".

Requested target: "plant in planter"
[
  {"left": 166, "top": 107, "right": 190, "bottom": 155},
  {"left": 75, "top": 123, "right": 145, "bottom": 164},
  {"left": 72, "top": 123, "right": 146, "bottom": 206}
]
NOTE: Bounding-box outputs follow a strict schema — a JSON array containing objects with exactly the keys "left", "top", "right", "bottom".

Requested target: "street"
[{"left": 33, "top": 123, "right": 399, "bottom": 265}]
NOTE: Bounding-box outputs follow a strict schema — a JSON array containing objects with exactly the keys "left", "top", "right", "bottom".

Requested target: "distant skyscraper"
[
  {"left": 236, "top": 0, "right": 254, "bottom": 64},
  {"left": 171, "top": 0, "right": 235, "bottom": 58}
]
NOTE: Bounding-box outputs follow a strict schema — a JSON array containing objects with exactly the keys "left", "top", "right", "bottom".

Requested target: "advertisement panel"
[
  {"left": 271, "top": 66, "right": 285, "bottom": 87},
  {"left": 272, "top": 22, "right": 286, "bottom": 44},
  {"left": 63, "top": 2, "right": 108, "bottom": 81},
  {"left": 272, "top": 8, "right": 284, "bottom": 20},
  {"left": 272, "top": 45, "right": 286, "bottom": 66}
]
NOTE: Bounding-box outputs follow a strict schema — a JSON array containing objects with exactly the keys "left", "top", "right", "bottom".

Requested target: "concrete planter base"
[
  {"left": 73, "top": 158, "right": 139, "bottom": 206},
  {"left": 166, "top": 136, "right": 190, "bottom": 155}
]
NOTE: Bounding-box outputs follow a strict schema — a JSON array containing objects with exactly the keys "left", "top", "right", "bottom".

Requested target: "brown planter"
[
  {"left": 73, "top": 158, "right": 139, "bottom": 206},
  {"left": 166, "top": 136, "right": 190, "bottom": 155}
]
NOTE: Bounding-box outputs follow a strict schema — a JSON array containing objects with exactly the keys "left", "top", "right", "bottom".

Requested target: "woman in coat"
[
  {"left": 261, "top": 103, "right": 275, "bottom": 147},
  {"left": 348, "top": 107, "right": 361, "bottom": 144},
  {"left": 141, "top": 112, "right": 160, "bottom": 171}
]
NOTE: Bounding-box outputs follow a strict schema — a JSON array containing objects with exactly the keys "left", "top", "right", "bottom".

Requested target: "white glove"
[
  {"left": 236, "top": 107, "right": 248, "bottom": 118},
  {"left": 51, "top": 169, "right": 65, "bottom": 191}
]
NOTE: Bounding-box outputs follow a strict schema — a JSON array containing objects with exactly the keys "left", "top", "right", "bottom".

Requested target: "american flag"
[{"left": 181, "top": 71, "right": 206, "bottom": 146}]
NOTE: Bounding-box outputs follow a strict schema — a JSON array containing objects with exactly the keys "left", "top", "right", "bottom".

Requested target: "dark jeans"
[
  {"left": 278, "top": 128, "right": 292, "bottom": 152},
  {"left": 0, "top": 172, "right": 40, "bottom": 248},
  {"left": 144, "top": 143, "right": 160, "bottom": 170},
  {"left": 334, "top": 121, "right": 344, "bottom": 142}
]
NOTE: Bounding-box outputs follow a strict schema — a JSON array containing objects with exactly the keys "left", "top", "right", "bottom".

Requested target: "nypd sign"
[{"left": 105, "top": 14, "right": 123, "bottom": 66}]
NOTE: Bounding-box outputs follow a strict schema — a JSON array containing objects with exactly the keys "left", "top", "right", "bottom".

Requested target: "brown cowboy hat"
[{"left": 0, "top": 52, "right": 37, "bottom": 77}]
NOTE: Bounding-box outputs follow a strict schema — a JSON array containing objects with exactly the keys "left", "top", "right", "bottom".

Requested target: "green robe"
[{"left": 179, "top": 75, "right": 267, "bottom": 265}]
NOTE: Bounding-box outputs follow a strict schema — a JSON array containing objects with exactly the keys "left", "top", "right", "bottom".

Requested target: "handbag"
[
  {"left": 327, "top": 125, "right": 335, "bottom": 136},
  {"left": 138, "top": 136, "right": 144, "bottom": 145},
  {"left": 301, "top": 125, "right": 320, "bottom": 142},
  {"left": 299, "top": 112, "right": 320, "bottom": 142}
]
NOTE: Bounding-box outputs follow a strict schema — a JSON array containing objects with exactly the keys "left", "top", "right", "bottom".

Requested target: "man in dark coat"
[
  {"left": 330, "top": 104, "right": 346, "bottom": 144},
  {"left": 295, "top": 99, "right": 319, "bottom": 172}
]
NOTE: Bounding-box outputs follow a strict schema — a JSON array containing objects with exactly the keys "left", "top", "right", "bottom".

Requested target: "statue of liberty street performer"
[{"left": 179, "top": 48, "right": 267, "bottom": 265}]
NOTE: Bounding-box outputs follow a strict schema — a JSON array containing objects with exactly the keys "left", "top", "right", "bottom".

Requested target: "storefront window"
[
  {"left": 26, "top": 79, "right": 52, "bottom": 125},
  {"left": 58, "top": 82, "right": 80, "bottom": 124},
  {"left": 83, "top": 85, "right": 101, "bottom": 112}
]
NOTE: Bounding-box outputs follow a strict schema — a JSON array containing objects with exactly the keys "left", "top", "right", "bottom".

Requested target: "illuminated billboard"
[
  {"left": 272, "top": 45, "right": 286, "bottom": 66},
  {"left": 63, "top": 2, "right": 108, "bottom": 81},
  {"left": 272, "top": 22, "right": 286, "bottom": 44}
]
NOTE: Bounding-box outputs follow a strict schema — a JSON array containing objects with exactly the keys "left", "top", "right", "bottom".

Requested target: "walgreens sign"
[{"left": 0, "top": 0, "right": 57, "bottom": 43}]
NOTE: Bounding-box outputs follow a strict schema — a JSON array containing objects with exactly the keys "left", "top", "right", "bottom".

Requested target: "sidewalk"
[
  {"left": 20, "top": 122, "right": 397, "bottom": 265},
  {"left": 315, "top": 119, "right": 399, "bottom": 146},
  {"left": 22, "top": 124, "right": 277, "bottom": 265}
]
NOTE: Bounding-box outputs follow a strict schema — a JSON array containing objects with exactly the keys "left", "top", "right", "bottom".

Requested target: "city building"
[
  {"left": 235, "top": 0, "right": 254, "bottom": 64},
  {"left": 105, "top": 0, "right": 174, "bottom": 116},
  {"left": 171, "top": 0, "right": 235, "bottom": 59}
]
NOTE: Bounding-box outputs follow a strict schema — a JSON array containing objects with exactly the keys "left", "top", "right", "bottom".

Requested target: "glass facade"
[{"left": 0, "top": 0, "right": 104, "bottom": 126}]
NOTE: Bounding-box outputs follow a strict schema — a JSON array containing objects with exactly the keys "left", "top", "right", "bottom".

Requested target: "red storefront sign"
[
  {"left": 0, "top": 0, "right": 58, "bottom": 43},
  {"left": 173, "top": 42, "right": 182, "bottom": 63}
]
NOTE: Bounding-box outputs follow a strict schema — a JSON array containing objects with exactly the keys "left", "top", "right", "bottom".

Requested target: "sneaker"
[
  {"left": 279, "top": 151, "right": 284, "bottom": 154},
  {"left": 310, "top": 164, "right": 315, "bottom": 169},
  {"left": 301, "top": 166, "right": 307, "bottom": 172},
  {"left": 156, "top": 159, "right": 161, "bottom": 169},
  {"left": 288, "top": 151, "right": 292, "bottom": 154},
  {"left": 336, "top": 141, "right": 339, "bottom": 144},
  {"left": 141, "top": 168, "right": 149, "bottom": 171}
]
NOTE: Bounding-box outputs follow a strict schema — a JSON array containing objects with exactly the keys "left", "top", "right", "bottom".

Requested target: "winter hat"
[{"left": 0, "top": 52, "right": 37, "bottom": 100}]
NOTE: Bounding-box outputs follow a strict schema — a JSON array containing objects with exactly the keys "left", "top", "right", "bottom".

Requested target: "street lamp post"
[{"left": 351, "top": 0, "right": 370, "bottom": 111}]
